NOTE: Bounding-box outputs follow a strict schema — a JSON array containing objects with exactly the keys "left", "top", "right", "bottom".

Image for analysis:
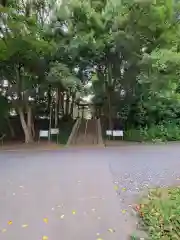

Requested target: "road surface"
[{"left": 0, "top": 144, "right": 180, "bottom": 239}]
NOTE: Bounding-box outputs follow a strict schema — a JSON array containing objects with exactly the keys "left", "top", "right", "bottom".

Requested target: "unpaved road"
[{"left": 0, "top": 144, "right": 180, "bottom": 240}]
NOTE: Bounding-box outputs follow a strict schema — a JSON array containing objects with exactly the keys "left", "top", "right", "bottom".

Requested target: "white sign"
[
  {"left": 39, "top": 130, "right": 49, "bottom": 137},
  {"left": 106, "top": 130, "right": 113, "bottom": 136},
  {"left": 106, "top": 130, "right": 123, "bottom": 137},
  {"left": 50, "top": 128, "right": 59, "bottom": 135},
  {"left": 113, "top": 130, "right": 123, "bottom": 137}
]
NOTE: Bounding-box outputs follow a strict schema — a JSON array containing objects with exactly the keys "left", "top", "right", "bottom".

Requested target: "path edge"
[{"left": 66, "top": 118, "right": 81, "bottom": 146}]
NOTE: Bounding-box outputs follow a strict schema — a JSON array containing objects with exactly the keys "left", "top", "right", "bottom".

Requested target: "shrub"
[{"left": 125, "top": 122, "right": 180, "bottom": 142}]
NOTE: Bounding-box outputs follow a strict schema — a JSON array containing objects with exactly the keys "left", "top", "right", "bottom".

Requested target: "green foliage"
[
  {"left": 138, "top": 187, "right": 180, "bottom": 239},
  {"left": 141, "top": 123, "right": 180, "bottom": 142},
  {"left": 0, "top": 95, "right": 10, "bottom": 131},
  {"left": 125, "top": 122, "right": 180, "bottom": 142},
  {"left": 1, "top": 0, "right": 180, "bottom": 142},
  {"left": 57, "top": 119, "right": 75, "bottom": 144},
  {"left": 126, "top": 47, "right": 180, "bottom": 136}
]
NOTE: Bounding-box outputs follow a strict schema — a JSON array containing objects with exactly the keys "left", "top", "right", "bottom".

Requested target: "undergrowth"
[
  {"left": 135, "top": 187, "right": 180, "bottom": 239},
  {"left": 125, "top": 122, "right": 180, "bottom": 142}
]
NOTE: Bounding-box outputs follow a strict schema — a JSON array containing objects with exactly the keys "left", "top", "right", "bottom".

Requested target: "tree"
[
  {"left": 0, "top": 1, "right": 55, "bottom": 142},
  {"left": 47, "top": 62, "right": 82, "bottom": 124},
  {"left": 129, "top": 48, "right": 180, "bottom": 126},
  {"left": 61, "top": 0, "right": 180, "bottom": 130},
  {"left": 0, "top": 0, "right": 180, "bottom": 143}
]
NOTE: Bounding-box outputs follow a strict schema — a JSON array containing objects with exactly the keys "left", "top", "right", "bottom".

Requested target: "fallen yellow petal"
[
  {"left": 43, "top": 218, "right": 48, "bottom": 223},
  {"left": 22, "top": 224, "right": 28, "bottom": 228},
  {"left": 114, "top": 185, "right": 118, "bottom": 191},
  {"left": 72, "top": 210, "right": 76, "bottom": 215},
  {"left": 42, "top": 236, "right": 48, "bottom": 240},
  {"left": 97, "top": 238, "right": 103, "bottom": 240},
  {"left": 122, "top": 209, "right": 126, "bottom": 214},
  {"left": 1, "top": 229, "right": 7, "bottom": 233},
  {"left": 8, "top": 221, "right": 12, "bottom": 225},
  {"left": 122, "top": 187, "right": 126, "bottom": 191},
  {"left": 60, "top": 214, "right": 65, "bottom": 219}
]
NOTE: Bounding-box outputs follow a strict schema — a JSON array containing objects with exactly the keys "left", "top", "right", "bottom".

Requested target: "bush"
[
  {"left": 124, "top": 129, "right": 143, "bottom": 142},
  {"left": 125, "top": 122, "right": 180, "bottom": 142},
  {"left": 136, "top": 187, "right": 180, "bottom": 239}
]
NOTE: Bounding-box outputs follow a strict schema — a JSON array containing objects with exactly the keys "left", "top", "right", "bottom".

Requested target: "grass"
[{"left": 133, "top": 187, "right": 180, "bottom": 240}]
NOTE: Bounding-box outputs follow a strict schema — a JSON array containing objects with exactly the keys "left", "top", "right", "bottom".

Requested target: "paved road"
[{"left": 0, "top": 144, "right": 180, "bottom": 240}]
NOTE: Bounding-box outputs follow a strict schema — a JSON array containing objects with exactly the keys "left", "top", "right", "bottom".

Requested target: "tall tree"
[{"left": 0, "top": 1, "right": 55, "bottom": 142}]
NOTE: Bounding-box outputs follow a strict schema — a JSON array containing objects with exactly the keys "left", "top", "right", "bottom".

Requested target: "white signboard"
[
  {"left": 106, "top": 130, "right": 123, "bottom": 137},
  {"left": 39, "top": 130, "right": 49, "bottom": 137},
  {"left": 50, "top": 128, "right": 59, "bottom": 135},
  {"left": 106, "top": 130, "right": 113, "bottom": 136},
  {"left": 113, "top": 130, "right": 123, "bottom": 137}
]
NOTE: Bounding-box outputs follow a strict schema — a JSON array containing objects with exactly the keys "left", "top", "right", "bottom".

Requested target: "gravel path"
[{"left": 0, "top": 144, "right": 180, "bottom": 240}]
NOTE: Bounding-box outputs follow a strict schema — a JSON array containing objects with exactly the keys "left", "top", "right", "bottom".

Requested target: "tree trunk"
[
  {"left": 77, "top": 105, "right": 80, "bottom": 118},
  {"left": 107, "top": 88, "right": 113, "bottom": 130},
  {"left": 55, "top": 88, "right": 58, "bottom": 128},
  {"left": 59, "top": 92, "right": 64, "bottom": 116},
  {"left": 58, "top": 88, "right": 61, "bottom": 115},
  {"left": 65, "top": 93, "right": 70, "bottom": 116},
  {"left": 47, "top": 84, "right": 52, "bottom": 111},
  {"left": 31, "top": 119, "right": 35, "bottom": 139},
  {"left": 18, "top": 107, "right": 33, "bottom": 143},
  {"left": 48, "top": 104, "right": 52, "bottom": 141},
  {"left": 70, "top": 100, "right": 74, "bottom": 117},
  {"left": 70, "top": 93, "right": 75, "bottom": 117},
  {"left": 27, "top": 105, "right": 35, "bottom": 138},
  {"left": 27, "top": 105, "right": 32, "bottom": 131},
  {"left": 107, "top": 62, "right": 113, "bottom": 131},
  {"left": 6, "top": 116, "right": 15, "bottom": 138}
]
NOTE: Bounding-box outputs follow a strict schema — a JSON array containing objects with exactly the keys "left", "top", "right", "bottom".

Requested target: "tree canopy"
[{"left": 0, "top": 0, "right": 180, "bottom": 142}]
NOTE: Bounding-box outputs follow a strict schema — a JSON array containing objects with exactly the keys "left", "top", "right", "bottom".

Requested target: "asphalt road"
[{"left": 0, "top": 144, "right": 180, "bottom": 240}]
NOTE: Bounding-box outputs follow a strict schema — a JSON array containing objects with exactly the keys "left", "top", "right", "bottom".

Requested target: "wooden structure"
[{"left": 75, "top": 99, "right": 102, "bottom": 119}]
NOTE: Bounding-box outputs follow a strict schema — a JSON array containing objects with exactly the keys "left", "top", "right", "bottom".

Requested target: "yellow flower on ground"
[
  {"left": 114, "top": 185, "right": 118, "bottom": 191},
  {"left": 72, "top": 210, "right": 76, "bottom": 215},
  {"left": 122, "top": 187, "right": 126, "bottom": 191},
  {"left": 122, "top": 209, "right": 126, "bottom": 214},
  {"left": 42, "top": 236, "right": 48, "bottom": 240},
  {"left": 8, "top": 221, "right": 12, "bottom": 225},
  {"left": 43, "top": 218, "right": 48, "bottom": 223}
]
